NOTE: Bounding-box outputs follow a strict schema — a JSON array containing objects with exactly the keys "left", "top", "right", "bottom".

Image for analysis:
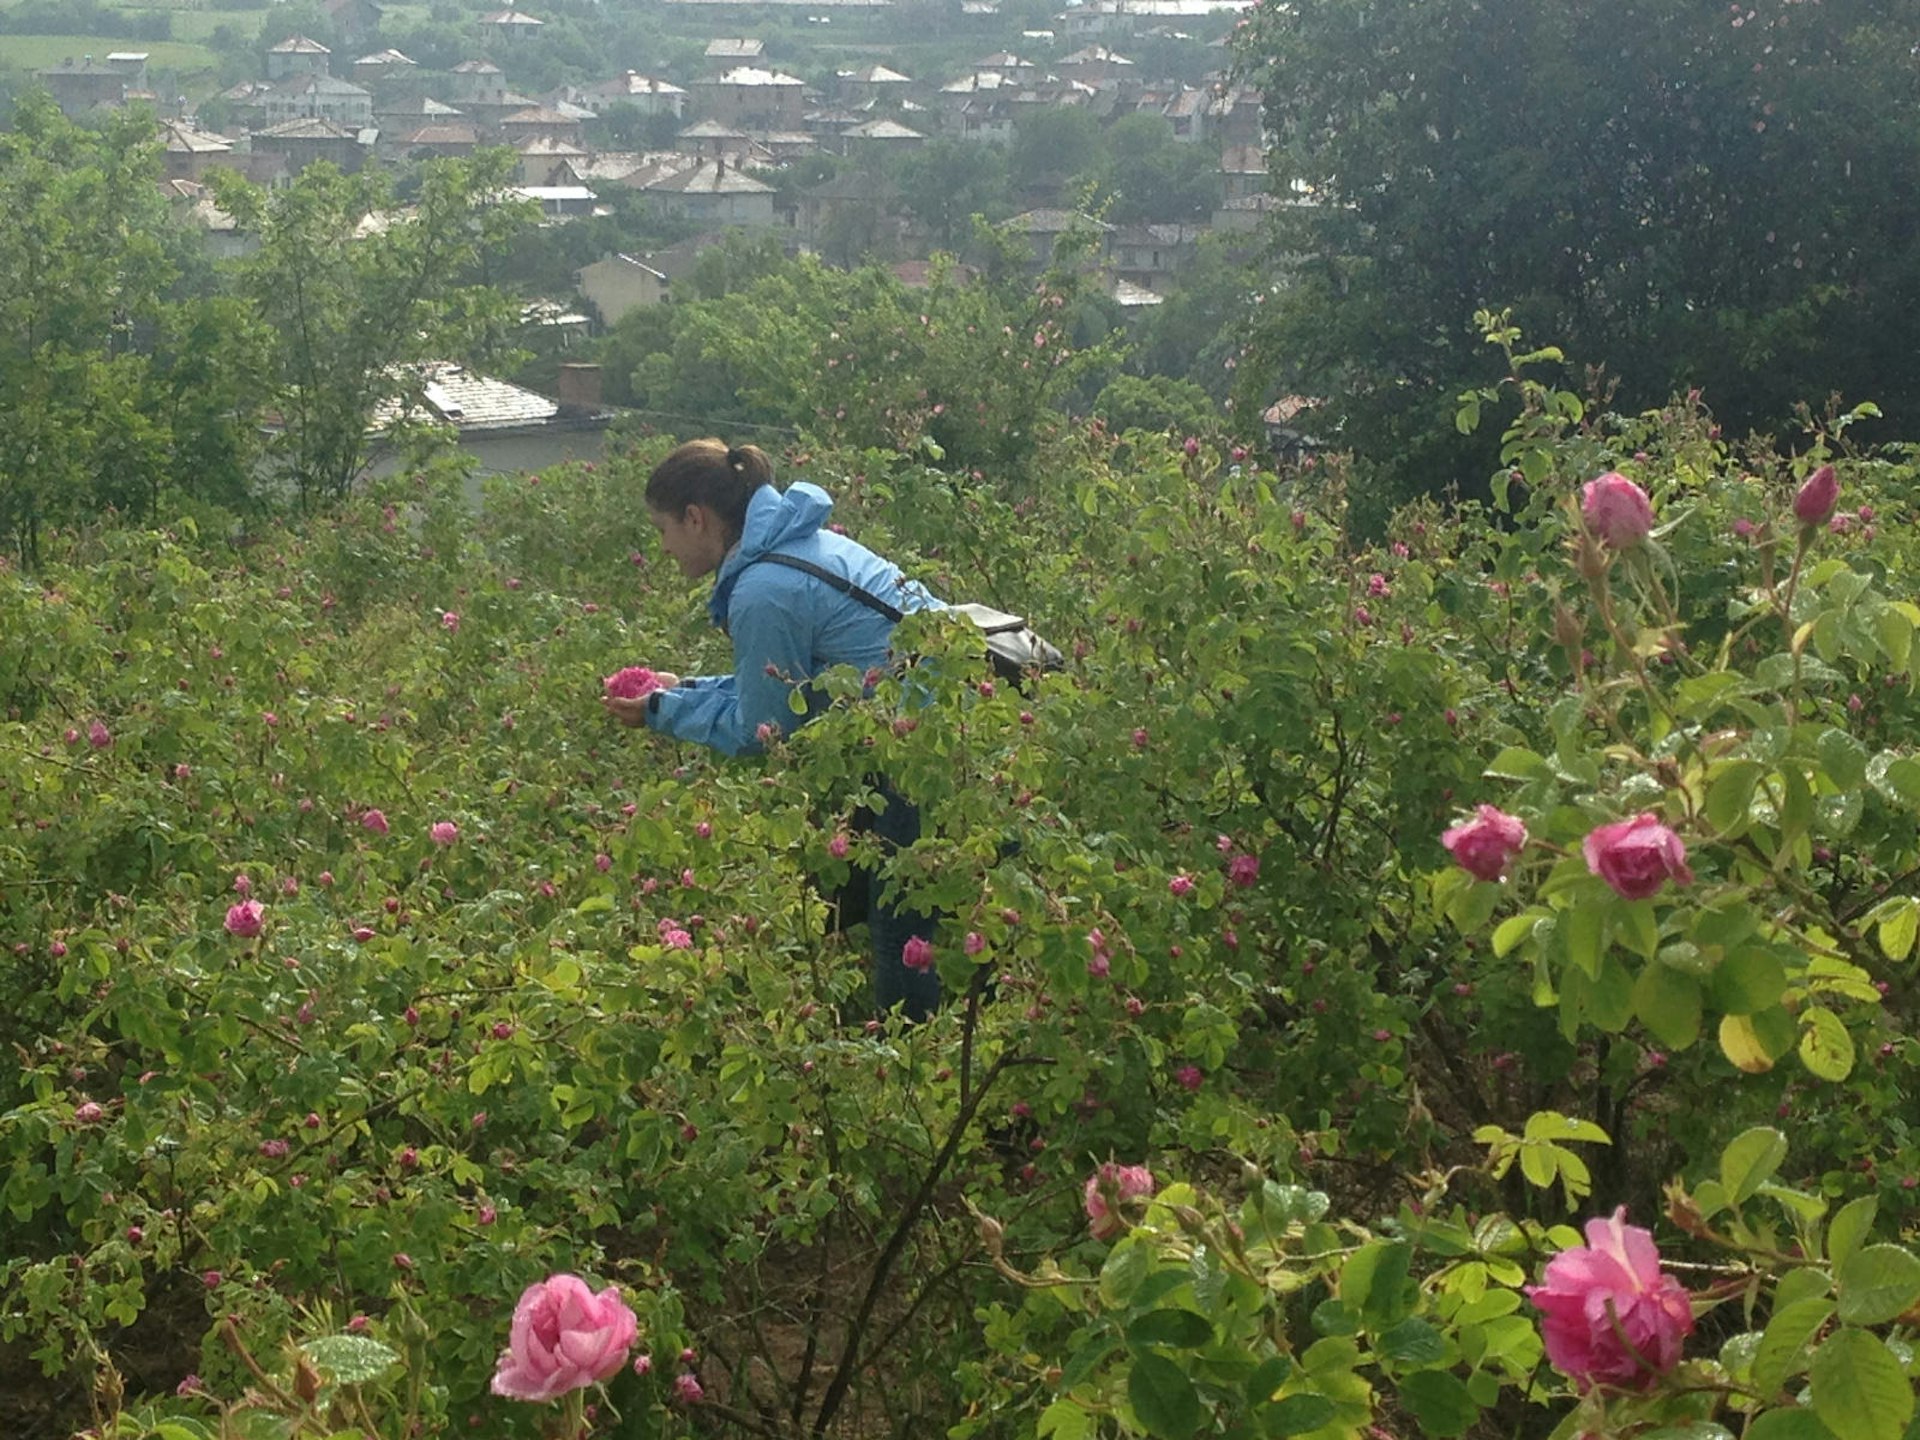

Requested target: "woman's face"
[{"left": 649, "top": 504, "right": 729, "bottom": 579}]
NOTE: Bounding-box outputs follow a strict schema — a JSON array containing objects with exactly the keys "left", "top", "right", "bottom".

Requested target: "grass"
[{"left": 0, "top": 34, "right": 220, "bottom": 72}]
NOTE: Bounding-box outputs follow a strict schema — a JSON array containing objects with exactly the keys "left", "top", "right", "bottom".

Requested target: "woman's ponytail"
[{"left": 647, "top": 439, "right": 773, "bottom": 541}]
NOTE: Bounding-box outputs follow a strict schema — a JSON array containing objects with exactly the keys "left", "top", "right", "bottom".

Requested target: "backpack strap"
[{"left": 751, "top": 551, "right": 906, "bottom": 624}]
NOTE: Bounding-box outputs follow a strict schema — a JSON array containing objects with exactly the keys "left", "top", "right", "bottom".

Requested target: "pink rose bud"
[
  {"left": 75, "top": 1101, "right": 105, "bottom": 1124},
  {"left": 1132, "top": 728, "right": 1150, "bottom": 749},
  {"left": 1731, "top": 517, "right": 1755, "bottom": 539},
  {"left": 1083, "top": 1162, "right": 1156, "bottom": 1241},
  {"left": 828, "top": 832, "right": 850, "bottom": 859},
  {"left": 633, "top": 1353, "right": 652, "bottom": 1376},
  {"left": 127, "top": 1225, "right": 144, "bottom": 1243},
  {"left": 224, "top": 900, "right": 265, "bottom": 938},
  {"left": 902, "top": 936, "right": 935, "bottom": 972},
  {"left": 1174, "top": 1064, "right": 1204, "bottom": 1092},
  {"left": 441, "top": 611, "right": 460, "bottom": 633},
  {"left": 352, "top": 926, "right": 376, "bottom": 943},
  {"left": 1583, "top": 814, "right": 1694, "bottom": 900},
  {"left": 361, "top": 809, "right": 389, "bottom": 836},
  {"left": 202, "top": 1270, "right": 222, "bottom": 1289},
  {"left": 1581, "top": 472, "right": 1654, "bottom": 548},
  {"left": 478, "top": 1204, "right": 497, "bottom": 1225},
  {"left": 964, "top": 931, "right": 985, "bottom": 955},
  {"left": 694, "top": 821, "right": 712, "bottom": 840},
  {"left": 595, "top": 853, "right": 613, "bottom": 873},
  {"left": 1527, "top": 1207, "right": 1693, "bottom": 1391},
  {"left": 1168, "top": 874, "right": 1194, "bottom": 897},
  {"left": 1793, "top": 464, "right": 1840, "bottom": 526},
  {"left": 430, "top": 821, "right": 459, "bottom": 846},
  {"left": 259, "top": 1138, "right": 289, "bottom": 1158},
  {"left": 1228, "top": 853, "right": 1260, "bottom": 888},
  {"left": 233, "top": 874, "right": 252, "bottom": 897},
  {"left": 89, "top": 720, "right": 113, "bottom": 749},
  {"left": 1440, "top": 805, "right": 1529, "bottom": 882},
  {"left": 347, "top": 1314, "right": 369, "bottom": 1333},
  {"left": 673, "top": 1373, "right": 704, "bottom": 1405}
]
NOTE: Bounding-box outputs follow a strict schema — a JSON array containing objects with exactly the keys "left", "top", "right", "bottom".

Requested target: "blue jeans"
[{"left": 866, "top": 783, "right": 940, "bottom": 1022}]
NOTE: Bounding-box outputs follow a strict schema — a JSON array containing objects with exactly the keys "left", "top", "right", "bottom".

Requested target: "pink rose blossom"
[
  {"left": 604, "top": 667, "right": 665, "bottom": 701},
  {"left": 361, "top": 809, "right": 390, "bottom": 836},
  {"left": 1581, "top": 472, "right": 1654, "bottom": 548},
  {"left": 595, "top": 853, "right": 612, "bottom": 873},
  {"left": 1527, "top": 1207, "right": 1693, "bottom": 1391},
  {"left": 1441, "top": 805, "right": 1529, "bottom": 882},
  {"left": 441, "top": 611, "right": 460, "bottom": 633},
  {"left": 828, "top": 832, "right": 850, "bottom": 859},
  {"left": 225, "top": 901, "right": 265, "bottom": 938},
  {"left": 1173, "top": 1065, "right": 1203, "bottom": 1092},
  {"left": 1793, "top": 464, "right": 1840, "bottom": 526},
  {"left": 89, "top": 720, "right": 113, "bottom": 749},
  {"left": 633, "top": 1353, "right": 652, "bottom": 1376},
  {"left": 964, "top": 930, "right": 986, "bottom": 955},
  {"left": 902, "top": 936, "right": 935, "bottom": 972},
  {"left": 233, "top": 874, "right": 252, "bottom": 897},
  {"left": 1168, "top": 874, "right": 1194, "bottom": 897},
  {"left": 430, "top": 821, "right": 459, "bottom": 846},
  {"left": 1583, "top": 814, "right": 1693, "bottom": 900},
  {"left": 1083, "top": 1162, "right": 1156, "bottom": 1241},
  {"left": 673, "top": 1373, "right": 704, "bottom": 1405},
  {"left": 1228, "top": 853, "right": 1260, "bottom": 888},
  {"left": 490, "top": 1275, "right": 639, "bottom": 1402},
  {"left": 74, "top": 1101, "right": 105, "bottom": 1124}
]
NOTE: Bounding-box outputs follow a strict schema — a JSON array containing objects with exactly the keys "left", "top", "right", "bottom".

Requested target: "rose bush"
[{"left": 1, "top": 312, "right": 1919, "bottom": 1439}]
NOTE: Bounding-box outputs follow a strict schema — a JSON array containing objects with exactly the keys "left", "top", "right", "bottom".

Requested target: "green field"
[{"left": 0, "top": 33, "right": 220, "bottom": 72}]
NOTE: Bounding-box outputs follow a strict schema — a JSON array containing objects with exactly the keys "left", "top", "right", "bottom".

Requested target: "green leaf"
[
  {"left": 1376, "top": 1317, "right": 1448, "bottom": 1367},
  {"left": 1705, "top": 760, "right": 1765, "bottom": 835},
  {"left": 1561, "top": 902, "right": 1606, "bottom": 980},
  {"left": 1751, "top": 1297, "right": 1835, "bottom": 1399},
  {"left": 1874, "top": 900, "right": 1918, "bottom": 962},
  {"left": 1342, "top": 1241, "right": 1415, "bottom": 1328},
  {"left": 1059, "top": 1336, "right": 1119, "bottom": 1391},
  {"left": 1128, "top": 1351, "right": 1203, "bottom": 1439},
  {"left": 1244, "top": 1355, "right": 1294, "bottom": 1406},
  {"left": 1809, "top": 1328, "right": 1914, "bottom": 1440},
  {"left": 1493, "top": 909, "right": 1548, "bottom": 959},
  {"left": 301, "top": 1333, "right": 399, "bottom": 1386},
  {"left": 1816, "top": 729, "right": 1870, "bottom": 791},
  {"left": 1484, "top": 747, "right": 1550, "bottom": 781},
  {"left": 1262, "top": 1393, "right": 1337, "bottom": 1436},
  {"left": 1745, "top": 1413, "right": 1836, "bottom": 1440},
  {"left": 1828, "top": 1197, "right": 1878, "bottom": 1270},
  {"left": 1632, "top": 963, "right": 1703, "bottom": 1050},
  {"left": 1100, "top": 1238, "right": 1149, "bottom": 1307},
  {"left": 1395, "top": 1369, "right": 1478, "bottom": 1438},
  {"left": 1126, "top": 1309, "right": 1215, "bottom": 1350},
  {"left": 1711, "top": 948, "right": 1789, "bottom": 1016},
  {"left": 1721, "top": 1127, "right": 1790, "bottom": 1205},
  {"left": 1836, "top": 1245, "right": 1920, "bottom": 1326},
  {"left": 1798, "top": 1008, "right": 1855, "bottom": 1082},
  {"left": 1038, "top": 1398, "right": 1095, "bottom": 1440},
  {"left": 1867, "top": 754, "right": 1920, "bottom": 809}
]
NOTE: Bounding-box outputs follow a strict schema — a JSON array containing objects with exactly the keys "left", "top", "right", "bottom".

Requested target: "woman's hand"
[{"left": 601, "top": 672, "right": 678, "bottom": 728}]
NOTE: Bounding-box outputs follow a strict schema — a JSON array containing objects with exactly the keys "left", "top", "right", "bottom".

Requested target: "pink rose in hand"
[
  {"left": 490, "top": 1275, "right": 639, "bottom": 1402},
  {"left": 604, "top": 667, "right": 666, "bottom": 701},
  {"left": 1581, "top": 472, "right": 1654, "bottom": 549},
  {"left": 1441, "top": 805, "right": 1529, "bottom": 881},
  {"left": 1083, "top": 1162, "right": 1156, "bottom": 1241},
  {"left": 1583, "top": 814, "right": 1693, "bottom": 900},
  {"left": 1527, "top": 1207, "right": 1693, "bottom": 1391}
]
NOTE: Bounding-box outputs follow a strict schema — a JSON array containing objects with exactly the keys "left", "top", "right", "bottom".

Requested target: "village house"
[
  {"left": 514, "top": 135, "right": 590, "bottom": 186},
  {"left": 352, "top": 50, "right": 415, "bottom": 88},
  {"left": 689, "top": 68, "right": 808, "bottom": 128},
  {"left": 36, "top": 52, "right": 147, "bottom": 116},
  {"left": 1006, "top": 208, "right": 1112, "bottom": 270},
  {"left": 251, "top": 118, "right": 368, "bottom": 175},
  {"left": 513, "top": 185, "right": 599, "bottom": 221},
  {"left": 640, "top": 159, "right": 777, "bottom": 228},
  {"left": 676, "top": 118, "right": 755, "bottom": 161},
  {"left": 500, "top": 104, "right": 584, "bottom": 148},
  {"left": 576, "top": 253, "right": 671, "bottom": 327},
  {"left": 703, "top": 37, "right": 766, "bottom": 70},
  {"left": 794, "top": 169, "right": 900, "bottom": 252},
  {"left": 1056, "top": 45, "right": 1135, "bottom": 86},
  {"left": 395, "top": 123, "right": 482, "bottom": 161},
  {"left": 260, "top": 72, "right": 375, "bottom": 129},
  {"left": 361, "top": 362, "right": 612, "bottom": 483},
  {"left": 1109, "top": 222, "right": 1203, "bottom": 293},
  {"left": 159, "top": 121, "right": 234, "bottom": 182},
  {"left": 839, "top": 117, "right": 926, "bottom": 154},
  {"left": 266, "top": 36, "right": 331, "bottom": 82},
  {"left": 478, "top": 9, "right": 545, "bottom": 44},
  {"left": 320, "top": 0, "right": 385, "bottom": 49},
  {"left": 834, "top": 63, "right": 912, "bottom": 108},
  {"left": 578, "top": 73, "right": 688, "bottom": 119}
]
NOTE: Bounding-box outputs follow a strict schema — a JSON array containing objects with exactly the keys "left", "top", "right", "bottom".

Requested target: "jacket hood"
[{"left": 708, "top": 481, "right": 833, "bottom": 626}]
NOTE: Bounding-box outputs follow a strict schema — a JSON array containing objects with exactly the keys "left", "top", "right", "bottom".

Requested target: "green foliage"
[
  {"left": 1236, "top": 0, "right": 1920, "bottom": 500},
  {"left": 213, "top": 151, "right": 535, "bottom": 505},
  {"left": 1092, "top": 374, "right": 1221, "bottom": 441}
]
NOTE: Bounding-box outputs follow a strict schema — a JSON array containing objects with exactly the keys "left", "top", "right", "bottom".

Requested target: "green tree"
[
  {"left": 1128, "top": 234, "right": 1262, "bottom": 400},
  {"left": 0, "top": 98, "right": 257, "bottom": 561},
  {"left": 1082, "top": 114, "right": 1221, "bottom": 225},
  {"left": 897, "top": 138, "right": 1009, "bottom": 250},
  {"left": 1238, "top": 0, "right": 1920, "bottom": 498},
  {"left": 214, "top": 151, "right": 534, "bottom": 504},
  {"left": 1091, "top": 373, "right": 1219, "bottom": 437},
  {"left": 1010, "top": 106, "right": 1103, "bottom": 196}
]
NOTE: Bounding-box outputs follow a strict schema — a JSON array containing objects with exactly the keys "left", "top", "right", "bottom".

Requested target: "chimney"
[{"left": 556, "top": 362, "right": 602, "bottom": 414}]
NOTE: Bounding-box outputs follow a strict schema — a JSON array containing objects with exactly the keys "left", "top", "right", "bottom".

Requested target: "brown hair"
[{"left": 645, "top": 439, "right": 774, "bottom": 544}]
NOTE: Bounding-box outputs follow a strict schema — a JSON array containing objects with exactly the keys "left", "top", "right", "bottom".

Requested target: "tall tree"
[
  {"left": 215, "top": 152, "right": 533, "bottom": 504},
  {"left": 1238, "top": 0, "right": 1920, "bottom": 498},
  {"left": 0, "top": 98, "right": 254, "bottom": 562}
]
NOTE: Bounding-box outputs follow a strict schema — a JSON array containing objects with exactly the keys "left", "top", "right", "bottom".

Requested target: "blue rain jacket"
[{"left": 645, "top": 481, "right": 943, "bottom": 756}]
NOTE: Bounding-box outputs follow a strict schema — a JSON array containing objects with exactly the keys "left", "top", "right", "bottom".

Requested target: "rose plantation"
[{"left": 7, "top": 333, "right": 1920, "bottom": 1438}]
